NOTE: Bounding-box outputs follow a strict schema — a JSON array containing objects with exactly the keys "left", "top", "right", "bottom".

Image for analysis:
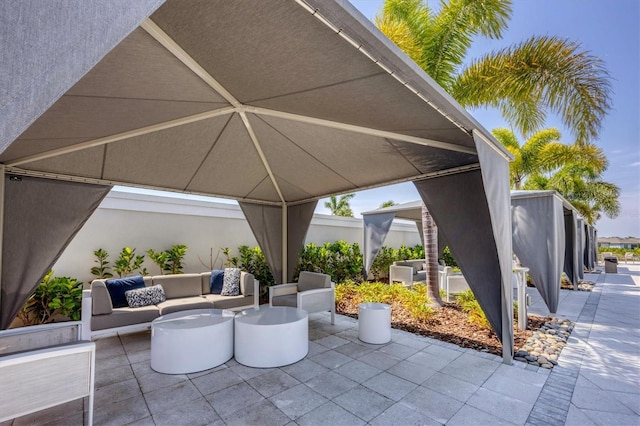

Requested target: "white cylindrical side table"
[
  {"left": 151, "top": 309, "right": 234, "bottom": 374},
  {"left": 234, "top": 306, "right": 308, "bottom": 368},
  {"left": 358, "top": 303, "right": 391, "bottom": 344}
]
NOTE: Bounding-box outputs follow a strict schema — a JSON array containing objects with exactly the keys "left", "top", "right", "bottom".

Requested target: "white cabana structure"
[
  {"left": 0, "top": 0, "right": 514, "bottom": 360},
  {"left": 363, "top": 190, "right": 585, "bottom": 316}
]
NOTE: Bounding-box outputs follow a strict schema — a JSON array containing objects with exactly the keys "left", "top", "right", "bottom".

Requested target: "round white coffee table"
[
  {"left": 151, "top": 308, "right": 234, "bottom": 374},
  {"left": 358, "top": 302, "right": 391, "bottom": 344},
  {"left": 234, "top": 306, "right": 308, "bottom": 368}
]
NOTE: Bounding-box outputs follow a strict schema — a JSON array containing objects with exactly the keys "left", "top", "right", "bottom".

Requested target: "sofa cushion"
[
  {"left": 152, "top": 274, "right": 202, "bottom": 299},
  {"left": 91, "top": 305, "right": 160, "bottom": 331},
  {"left": 125, "top": 285, "right": 166, "bottom": 308},
  {"left": 221, "top": 268, "right": 240, "bottom": 296},
  {"left": 204, "top": 294, "right": 254, "bottom": 310},
  {"left": 239, "top": 272, "right": 254, "bottom": 296},
  {"left": 91, "top": 281, "right": 113, "bottom": 315},
  {"left": 156, "top": 297, "right": 213, "bottom": 316},
  {"left": 297, "top": 272, "right": 330, "bottom": 292},
  {"left": 210, "top": 270, "right": 225, "bottom": 294},
  {"left": 105, "top": 275, "right": 145, "bottom": 308},
  {"left": 270, "top": 294, "right": 297, "bottom": 308}
]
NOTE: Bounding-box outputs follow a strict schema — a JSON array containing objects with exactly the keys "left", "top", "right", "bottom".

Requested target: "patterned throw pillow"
[
  {"left": 221, "top": 268, "right": 241, "bottom": 296},
  {"left": 125, "top": 284, "right": 166, "bottom": 308}
]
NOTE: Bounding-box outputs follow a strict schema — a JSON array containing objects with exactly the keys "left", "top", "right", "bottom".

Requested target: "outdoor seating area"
[
  {"left": 2, "top": 266, "right": 639, "bottom": 425},
  {"left": 1, "top": 1, "right": 638, "bottom": 425}
]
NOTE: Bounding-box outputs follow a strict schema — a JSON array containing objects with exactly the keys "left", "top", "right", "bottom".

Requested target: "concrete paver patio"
[{"left": 3, "top": 265, "right": 638, "bottom": 425}]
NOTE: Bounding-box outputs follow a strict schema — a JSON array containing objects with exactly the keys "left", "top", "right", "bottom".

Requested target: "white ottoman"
[
  {"left": 151, "top": 309, "right": 234, "bottom": 374},
  {"left": 358, "top": 303, "right": 391, "bottom": 344},
  {"left": 234, "top": 306, "right": 308, "bottom": 368}
]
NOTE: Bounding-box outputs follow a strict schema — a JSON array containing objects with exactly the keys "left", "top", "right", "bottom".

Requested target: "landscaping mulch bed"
[{"left": 337, "top": 300, "right": 549, "bottom": 357}]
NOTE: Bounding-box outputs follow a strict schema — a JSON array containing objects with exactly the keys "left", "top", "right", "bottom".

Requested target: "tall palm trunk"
[{"left": 422, "top": 203, "right": 443, "bottom": 307}]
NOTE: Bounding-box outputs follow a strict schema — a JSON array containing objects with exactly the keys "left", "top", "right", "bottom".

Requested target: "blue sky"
[{"left": 316, "top": 0, "right": 639, "bottom": 237}]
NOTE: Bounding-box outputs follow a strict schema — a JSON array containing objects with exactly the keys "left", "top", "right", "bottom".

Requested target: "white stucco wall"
[{"left": 52, "top": 190, "right": 421, "bottom": 283}]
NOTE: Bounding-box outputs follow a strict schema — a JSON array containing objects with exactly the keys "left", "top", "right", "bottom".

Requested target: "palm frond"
[
  {"left": 453, "top": 35, "right": 612, "bottom": 143},
  {"left": 428, "top": 0, "right": 512, "bottom": 89}
]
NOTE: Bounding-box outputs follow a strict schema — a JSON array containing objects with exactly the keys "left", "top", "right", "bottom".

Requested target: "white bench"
[{"left": 0, "top": 322, "right": 95, "bottom": 425}]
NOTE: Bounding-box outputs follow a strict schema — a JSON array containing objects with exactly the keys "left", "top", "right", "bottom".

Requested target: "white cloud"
[{"left": 629, "top": 161, "right": 640, "bottom": 167}]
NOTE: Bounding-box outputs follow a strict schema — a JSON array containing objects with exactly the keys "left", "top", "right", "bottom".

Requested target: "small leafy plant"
[
  {"left": 455, "top": 289, "right": 491, "bottom": 329},
  {"left": 90, "top": 248, "right": 113, "bottom": 279},
  {"left": 114, "top": 247, "right": 146, "bottom": 277},
  {"left": 147, "top": 244, "right": 188, "bottom": 275},
  {"left": 18, "top": 271, "right": 83, "bottom": 325}
]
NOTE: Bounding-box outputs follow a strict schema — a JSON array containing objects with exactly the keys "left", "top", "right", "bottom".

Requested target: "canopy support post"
[
  {"left": 282, "top": 203, "right": 288, "bottom": 283},
  {"left": 0, "top": 166, "right": 4, "bottom": 318}
]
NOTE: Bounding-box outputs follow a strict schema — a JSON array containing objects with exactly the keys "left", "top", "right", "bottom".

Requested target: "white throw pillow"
[
  {"left": 125, "top": 284, "right": 166, "bottom": 308},
  {"left": 221, "top": 268, "right": 241, "bottom": 296}
]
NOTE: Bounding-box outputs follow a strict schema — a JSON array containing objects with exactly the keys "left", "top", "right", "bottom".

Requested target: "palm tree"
[
  {"left": 324, "top": 194, "right": 355, "bottom": 217},
  {"left": 422, "top": 204, "right": 443, "bottom": 306},
  {"left": 376, "top": 0, "right": 611, "bottom": 144},
  {"left": 380, "top": 200, "right": 396, "bottom": 208},
  {"left": 375, "top": 0, "right": 612, "bottom": 304},
  {"left": 492, "top": 127, "right": 608, "bottom": 190},
  {"left": 492, "top": 127, "right": 619, "bottom": 223},
  {"left": 524, "top": 165, "right": 620, "bottom": 225}
]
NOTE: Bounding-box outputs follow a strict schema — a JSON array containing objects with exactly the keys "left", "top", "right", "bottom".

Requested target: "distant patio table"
[
  {"left": 358, "top": 302, "right": 391, "bottom": 344},
  {"left": 234, "top": 306, "right": 308, "bottom": 368}
]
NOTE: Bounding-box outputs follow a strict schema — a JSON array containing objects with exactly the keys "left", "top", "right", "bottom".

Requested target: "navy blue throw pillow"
[
  {"left": 106, "top": 275, "right": 145, "bottom": 308},
  {"left": 210, "top": 269, "right": 225, "bottom": 294}
]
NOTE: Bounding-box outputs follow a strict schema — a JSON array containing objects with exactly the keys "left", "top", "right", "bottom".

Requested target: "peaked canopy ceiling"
[{"left": 1, "top": 0, "right": 509, "bottom": 206}]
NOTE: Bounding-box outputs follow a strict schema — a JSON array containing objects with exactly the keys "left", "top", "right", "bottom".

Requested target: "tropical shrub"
[
  {"left": 296, "top": 240, "right": 363, "bottom": 283},
  {"left": 335, "top": 281, "right": 433, "bottom": 321},
  {"left": 369, "top": 244, "right": 425, "bottom": 279},
  {"left": 114, "top": 247, "right": 146, "bottom": 277},
  {"left": 440, "top": 246, "right": 458, "bottom": 268},
  {"left": 234, "top": 245, "right": 275, "bottom": 294},
  {"left": 147, "top": 244, "right": 188, "bottom": 275},
  {"left": 370, "top": 246, "right": 396, "bottom": 280},
  {"left": 455, "top": 289, "right": 491, "bottom": 329},
  {"left": 90, "top": 248, "right": 113, "bottom": 279},
  {"left": 18, "top": 271, "right": 83, "bottom": 325},
  {"left": 597, "top": 247, "right": 640, "bottom": 258}
]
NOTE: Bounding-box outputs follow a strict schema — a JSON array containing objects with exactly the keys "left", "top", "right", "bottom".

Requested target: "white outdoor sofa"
[{"left": 82, "top": 271, "right": 259, "bottom": 339}]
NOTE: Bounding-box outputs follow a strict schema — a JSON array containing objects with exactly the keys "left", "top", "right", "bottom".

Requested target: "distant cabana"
[
  {"left": 363, "top": 190, "right": 586, "bottom": 315},
  {"left": 510, "top": 190, "right": 582, "bottom": 315}
]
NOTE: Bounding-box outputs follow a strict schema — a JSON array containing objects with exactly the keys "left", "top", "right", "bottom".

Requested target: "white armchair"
[
  {"left": 269, "top": 271, "right": 335, "bottom": 324},
  {"left": 389, "top": 260, "right": 427, "bottom": 287}
]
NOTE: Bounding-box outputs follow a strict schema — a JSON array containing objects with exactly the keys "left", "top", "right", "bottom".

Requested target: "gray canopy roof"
[
  {"left": 363, "top": 191, "right": 585, "bottom": 315},
  {"left": 1, "top": 0, "right": 514, "bottom": 358}
]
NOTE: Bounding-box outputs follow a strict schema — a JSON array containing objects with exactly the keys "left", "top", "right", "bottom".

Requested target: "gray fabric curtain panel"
[
  {"left": 238, "top": 203, "right": 283, "bottom": 284},
  {"left": 577, "top": 218, "right": 585, "bottom": 279},
  {"left": 239, "top": 201, "right": 317, "bottom": 284},
  {"left": 363, "top": 212, "right": 396, "bottom": 275},
  {"left": 511, "top": 195, "right": 564, "bottom": 315},
  {"left": 1, "top": 176, "right": 111, "bottom": 329},
  {"left": 286, "top": 201, "right": 317, "bottom": 282},
  {"left": 591, "top": 228, "right": 598, "bottom": 270},
  {"left": 414, "top": 169, "right": 508, "bottom": 343},
  {"left": 563, "top": 211, "right": 578, "bottom": 289}
]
